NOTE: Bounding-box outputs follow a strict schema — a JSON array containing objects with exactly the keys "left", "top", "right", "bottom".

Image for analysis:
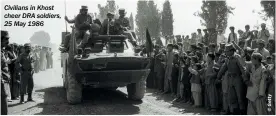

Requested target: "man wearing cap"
[
  {"left": 246, "top": 52, "right": 267, "bottom": 115},
  {"left": 115, "top": 8, "right": 130, "bottom": 30},
  {"left": 1, "top": 30, "right": 10, "bottom": 115},
  {"left": 217, "top": 29, "right": 227, "bottom": 45},
  {"left": 203, "top": 29, "right": 209, "bottom": 46},
  {"left": 254, "top": 39, "right": 270, "bottom": 62},
  {"left": 257, "top": 23, "right": 270, "bottom": 45},
  {"left": 74, "top": 6, "right": 93, "bottom": 46},
  {"left": 242, "top": 25, "right": 253, "bottom": 42},
  {"left": 196, "top": 29, "right": 203, "bottom": 45},
  {"left": 228, "top": 26, "right": 238, "bottom": 43},
  {"left": 101, "top": 12, "right": 116, "bottom": 35},
  {"left": 217, "top": 44, "right": 247, "bottom": 114},
  {"left": 16, "top": 43, "right": 35, "bottom": 103}
]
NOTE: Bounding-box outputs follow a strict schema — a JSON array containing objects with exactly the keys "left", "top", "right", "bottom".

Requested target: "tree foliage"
[
  {"left": 147, "top": 1, "right": 161, "bottom": 40},
  {"left": 135, "top": 0, "right": 161, "bottom": 45},
  {"left": 97, "top": 0, "right": 119, "bottom": 22},
  {"left": 195, "top": 1, "right": 234, "bottom": 32},
  {"left": 260, "top": 0, "right": 275, "bottom": 37},
  {"left": 161, "top": 0, "right": 174, "bottom": 37},
  {"left": 129, "top": 13, "right": 134, "bottom": 30},
  {"left": 135, "top": 1, "right": 148, "bottom": 44},
  {"left": 260, "top": 1, "right": 275, "bottom": 18},
  {"left": 29, "top": 31, "right": 51, "bottom": 47}
]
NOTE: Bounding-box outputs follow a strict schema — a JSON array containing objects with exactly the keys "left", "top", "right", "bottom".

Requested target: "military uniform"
[
  {"left": 1, "top": 30, "right": 10, "bottom": 115},
  {"left": 17, "top": 43, "right": 35, "bottom": 103},
  {"left": 116, "top": 9, "right": 130, "bottom": 29},
  {"left": 217, "top": 44, "right": 247, "bottom": 114}
]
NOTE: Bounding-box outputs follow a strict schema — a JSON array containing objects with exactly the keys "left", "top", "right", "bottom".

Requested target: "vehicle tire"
[
  {"left": 66, "top": 70, "right": 82, "bottom": 104},
  {"left": 127, "top": 80, "right": 146, "bottom": 100}
]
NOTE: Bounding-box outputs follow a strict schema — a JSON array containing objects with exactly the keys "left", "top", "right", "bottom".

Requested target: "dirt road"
[{"left": 7, "top": 54, "right": 217, "bottom": 115}]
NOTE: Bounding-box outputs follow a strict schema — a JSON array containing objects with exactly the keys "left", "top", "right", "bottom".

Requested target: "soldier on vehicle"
[
  {"left": 115, "top": 8, "right": 130, "bottom": 32},
  {"left": 101, "top": 12, "right": 117, "bottom": 35},
  {"left": 17, "top": 43, "right": 35, "bottom": 103},
  {"left": 1, "top": 30, "right": 10, "bottom": 115}
]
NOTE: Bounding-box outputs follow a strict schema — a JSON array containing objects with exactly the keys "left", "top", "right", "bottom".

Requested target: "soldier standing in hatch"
[
  {"left": 1, "top": 30, "right": 10, "bottom": 115},
  {"left": 17, "top": 43, "right": 35, "bottom": 103}
]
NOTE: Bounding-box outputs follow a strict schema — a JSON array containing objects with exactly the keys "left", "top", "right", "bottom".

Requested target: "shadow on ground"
[
  {"left": 146, "top": 88, "right": 219, "bottom": 115},
  {"left": 31, "top": 87, "right": 141, "bottom": 115}
]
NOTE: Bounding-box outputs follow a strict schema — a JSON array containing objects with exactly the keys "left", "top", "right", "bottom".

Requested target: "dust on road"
[{"left": 7, "top": 54, "right": 216, "bottom": 115}]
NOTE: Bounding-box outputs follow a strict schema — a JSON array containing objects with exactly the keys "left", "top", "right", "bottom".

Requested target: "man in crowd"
[
  {"left": 217, "top": 29, "right": 226, "bottom": 46},
  {"left": 258, "top": 23, "right": 270, "bottom": 45},
  {"left": 196, "top": 29, "right": 203, "bottom": 45},
  {"left": 228, "top": 26, "right": 238, "bottom": 43},
  {"left": 254, "top": 39, "right": 270, "bottom": 62},
  {"left": 202, "top": 29, "right": 209, "bottom": 46}
]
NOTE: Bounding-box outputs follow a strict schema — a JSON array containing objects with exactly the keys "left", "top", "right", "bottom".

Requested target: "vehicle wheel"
[
  {"left": 127, "top": 80, "right": 146, "bottom": 100},
  {"left": 66, "top": 70, "right": 82, "bottom": 104}
]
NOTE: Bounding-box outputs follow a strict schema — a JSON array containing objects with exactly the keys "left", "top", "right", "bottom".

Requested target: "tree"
[
  {"left": 194, "top": 1, "right": 234, "bottom": 32},
  {"left": 161, "top": 0, "right": 174, "bottom": 45},
  {"left": 260, "top": 0, "right": 275, "bottom": 38},
  {"left": 147, "top": 1, "right": 161, "bottom": 40},
  {"left": 29, "top": 31, "right": 51, "bottom": 47},
  {"left": 129, "top": 13, "right": 134, "bottom": 30},
  {"left": 135, "top": 1, "right": 149, "bottom": 44},
  {"left": 97, "top": 0, "right": 119, "bottom": 22}
]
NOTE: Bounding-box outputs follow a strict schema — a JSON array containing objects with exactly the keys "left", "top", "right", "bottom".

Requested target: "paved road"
[{"left": 8, "top": 53, "right": 217, "bottom": 115}]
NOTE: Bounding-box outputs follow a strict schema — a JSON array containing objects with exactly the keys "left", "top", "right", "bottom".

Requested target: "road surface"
[{"left": 7, "top": 53, "right": 217, "bottom": 115}]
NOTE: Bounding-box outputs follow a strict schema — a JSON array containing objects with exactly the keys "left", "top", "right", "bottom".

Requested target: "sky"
[{"left": 1, "top": 0, "right": 273, "bottom": 45}]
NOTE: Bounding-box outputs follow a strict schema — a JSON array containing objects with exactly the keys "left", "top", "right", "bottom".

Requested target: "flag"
[{"left": 146, "top": 28, "right": 153, "bottom": 57}]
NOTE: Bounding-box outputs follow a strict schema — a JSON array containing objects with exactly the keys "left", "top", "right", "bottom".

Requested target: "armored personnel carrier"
[{"left": 60, "top": 26, "right": 151, "bottom": 104}]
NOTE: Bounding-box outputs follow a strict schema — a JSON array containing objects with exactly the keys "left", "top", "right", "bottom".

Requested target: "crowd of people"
[
  {"left": 1, "top": 30, "right": 54, "bottom": 115},
  {"left": 144, "top": 23, "right": 275, "bottom": 115}
]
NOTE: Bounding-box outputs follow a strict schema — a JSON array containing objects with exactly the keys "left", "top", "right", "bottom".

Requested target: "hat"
[
  {"left": 197, "top": 29, "right": 201, "bottom": 31},
  {"left": 261, "top": 23, "right": 266, "bottom": 26},
  {"left": 107, "top": 11, "right": 115, "bottom": 16},
  {"left": 81, "top": 6, "right": 88, "bottom": 10},
  {"left": 257, "top": 39, "right": 265, "bottom": 45},
  {"left": 119, "top": 8, "right": 126, "bottom": 14},
  {"left": 220, "top": 42, "right": 226, "bottom": 46},
  {"left": 24, "top": 43, "right": 31, "bottom": 47},
  {"left": 224, "top": 44, "right": 236, "bottom": 52},
  {"left": 198, "top": 43, "right": 204, "bottom": 47},
  {"left": 229, "top": 26, "right": 235, "bottom": 30},
  {"left": 167, "top": 43, "right": 173, "bottom": 47},
  {"left": 251, "top": 52, "right": 263, "bottom": 61},
  {"left": 209, "top": 43, "right": 216, "bottom": 48},
  {"left": 1, "top": 30, "right": 10, "bottom": 38},
  {"left": 217, "top": 29, "right": 223, "bottom": 32},
  {"left": 191, "top": 44, "right": 197, "bottom": 49}
]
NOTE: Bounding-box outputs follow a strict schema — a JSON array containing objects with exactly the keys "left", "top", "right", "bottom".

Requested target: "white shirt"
[
  {"left": 196, "top": 33, "right": 203, "bottom": 44},
  {"left": 217, "top": 34, "right": 226, "bottom": 45}
]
